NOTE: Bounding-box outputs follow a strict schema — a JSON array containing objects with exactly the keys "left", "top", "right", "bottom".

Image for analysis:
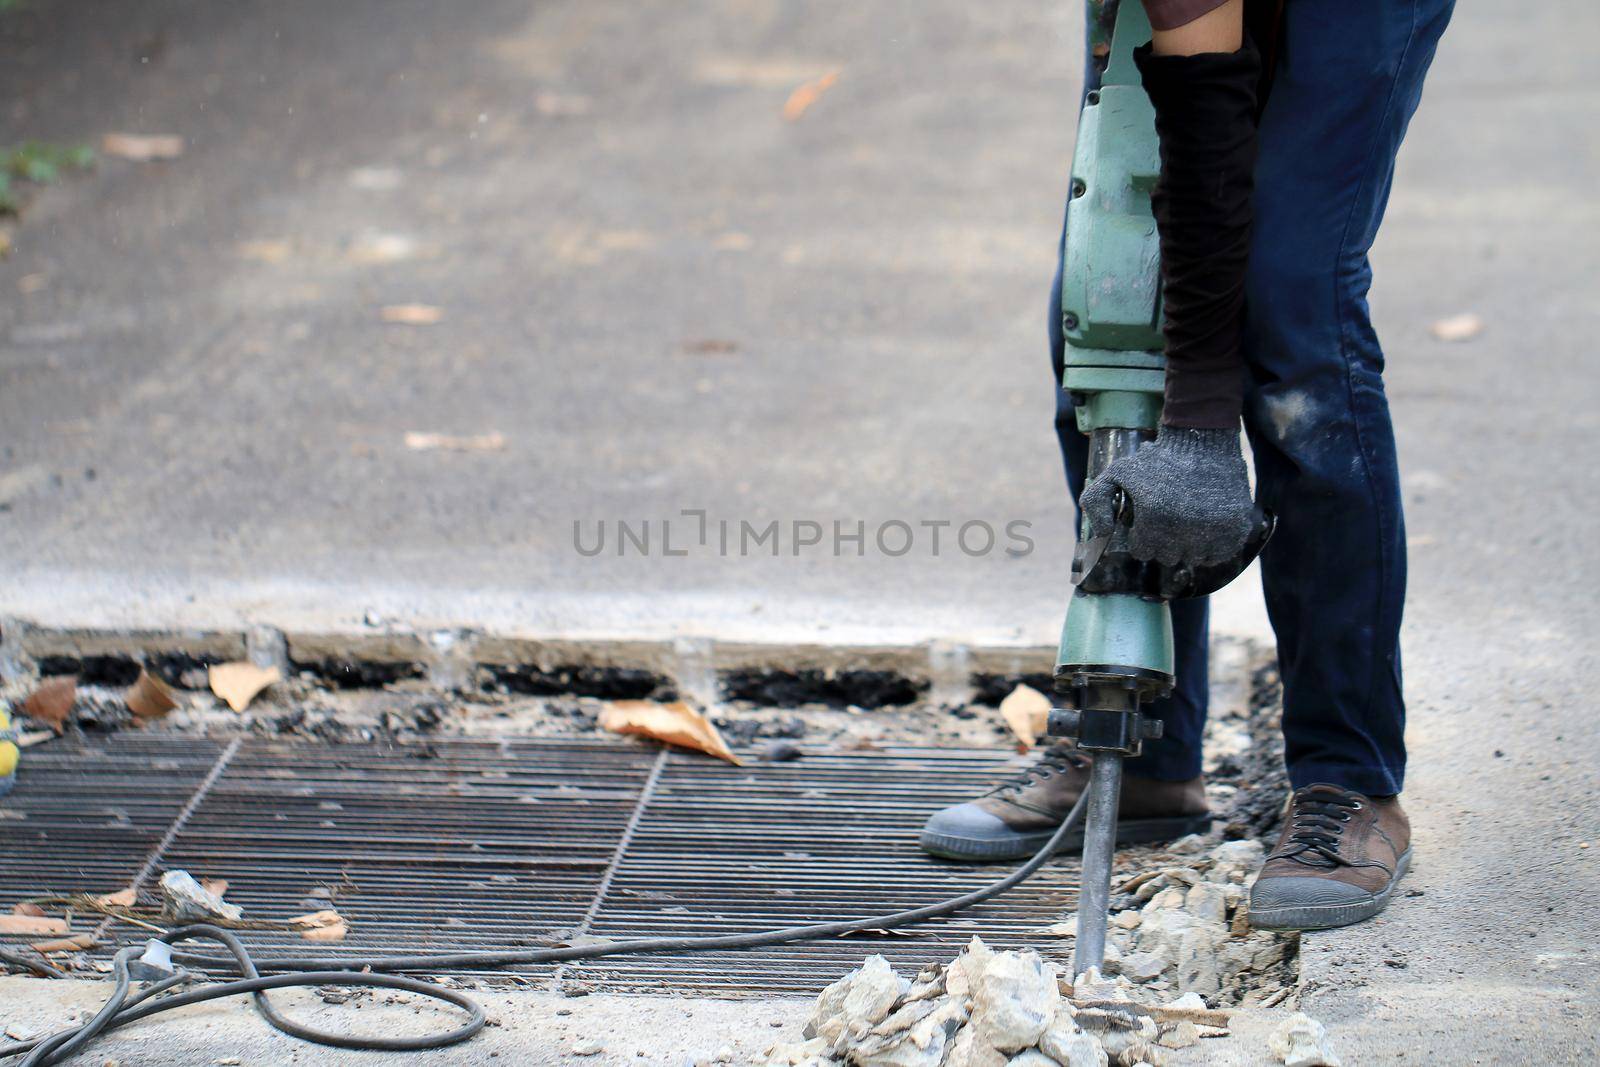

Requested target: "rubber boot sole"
[
  {"left": 1248, "top": 847, "right": 1413, "bottom": 931},
  {"left": 918, "top": 813, "right": 1212, "bottom": 862}
]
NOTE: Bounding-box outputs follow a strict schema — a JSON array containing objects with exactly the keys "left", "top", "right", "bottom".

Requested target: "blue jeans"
[{"left": 1050, "top": 0, "right": 1455, "bottom": 796}]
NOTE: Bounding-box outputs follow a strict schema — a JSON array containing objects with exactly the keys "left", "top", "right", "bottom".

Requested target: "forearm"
[{"left": 1135, "top": 0, "right": 1259, "bottom": 430}]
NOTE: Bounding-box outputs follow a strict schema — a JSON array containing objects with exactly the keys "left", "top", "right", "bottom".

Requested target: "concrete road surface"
[{"left": 1, "top": 0, "right": 1596, "bottom": 1063}]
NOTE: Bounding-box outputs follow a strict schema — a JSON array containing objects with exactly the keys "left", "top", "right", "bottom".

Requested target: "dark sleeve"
[
  {"left": 1141, "top": 0, "right": 1232, "bottom": 31},
  {"left": 1134, "top": 39, "right": 1261, "bottom": 429}
]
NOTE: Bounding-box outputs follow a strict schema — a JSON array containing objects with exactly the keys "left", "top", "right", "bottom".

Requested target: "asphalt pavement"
[{"left": 0, "top": 0, "right": 1596, "bottom": 1062}]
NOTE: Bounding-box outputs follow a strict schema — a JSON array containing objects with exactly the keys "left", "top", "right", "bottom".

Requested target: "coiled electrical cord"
[{"left": 1, "top": 792, "right": 1087, "bottom": 1065}]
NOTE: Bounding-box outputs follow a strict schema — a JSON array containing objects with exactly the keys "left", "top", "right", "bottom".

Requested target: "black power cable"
[{"left": 0, "top": 792, "right": 1088, "bottom": 1065}]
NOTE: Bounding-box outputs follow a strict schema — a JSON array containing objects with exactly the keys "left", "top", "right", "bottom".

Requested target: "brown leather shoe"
[
  {"left": 918, "top": 744, "right": 1210, "bottom": 861},
  {"left": 1249, "top": 784, "right": 1412, "bottom": 930}
]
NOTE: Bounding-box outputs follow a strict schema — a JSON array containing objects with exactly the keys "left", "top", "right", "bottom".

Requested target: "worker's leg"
[{"left": 1242, "top": 0, "right": 1455, "bottom": 797}]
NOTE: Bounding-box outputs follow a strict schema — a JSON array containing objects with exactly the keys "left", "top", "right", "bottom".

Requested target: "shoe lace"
[
  {"left": 989, "top": 745, "right": 1089, "bottom": 796},
  {"left": 1277, "top": 785, "right": 1387, "bottom": 872}
]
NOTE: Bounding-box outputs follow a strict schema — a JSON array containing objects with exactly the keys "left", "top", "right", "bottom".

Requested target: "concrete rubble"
[
  {"left": 157, "top": 870, "right": 241, "bottom": 924},
  {"left": 1267, "top": 1014, "right": 1341, "bottom": 1067},
  {"left": 759, "top": 837, "right": 1318, "bottom": 1067},
  {"left": 760, "top": 935, "right": 1334, "bottom": 1067}
]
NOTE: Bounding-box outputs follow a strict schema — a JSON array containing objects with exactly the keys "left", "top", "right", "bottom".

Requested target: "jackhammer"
[{"left": 1050, "top": 0, "right": 1272, "bottom": 978}]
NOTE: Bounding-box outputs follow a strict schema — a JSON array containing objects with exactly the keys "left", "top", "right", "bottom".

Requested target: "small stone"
[
  {"left": 764, "top": 1037, "right": 835, "bottom": 1065},
  {"left": 709, "top": 1046, "right": 735, "bottom": 1063},
  {"left": 1147, "top": 888, "right": 1186, "bottom": 912},
  {"left": 159, "top": 870, "right": 243, "bottom": 924},
  {"left": 571, "top": 1040, "right": 604, "bottom": 1056},
  {"left": 854, "top": 998, "right": 968, "bottom": 1067},
  {"left": 1007, "top": 1052, "right": 1060, "bottom": 1067},
  {"left": 1161, "top": 992, "right": 1207, "bottom": 1012},
  {"left": 1184, "top": 884, "right": 1228, "bottom": 925},
  {"left": 1268, "top": 1013, "right": 1342, "bottom": 1067},
  {"left": 1167, "top": 834, "right": 1208, "bottom": 855},
  {"left": 1039, "top": 1011, "right": 1109, "bottom": 1067},
  {"left": 1118, "top": 952, "right": 1166, "bottom": 983},
  {"left": 1156, "top": 1022, "right": 1199, "bottom": 1049},
  {"left": 1173, "top": 923, "right": 1230, "bottom": 997},
  {"left": 946, "top": 1023, "right": 1007, "bottom": 1067},
  {"left": 761, "top": 741, "right": 804, "bottom": 762},
  {"left": 1111, "top": 912, "right": 1142, "bottom": 931}
]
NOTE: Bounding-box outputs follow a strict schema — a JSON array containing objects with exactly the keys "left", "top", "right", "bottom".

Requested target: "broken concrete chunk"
[
  {"left": 764, "top": 1037, "right": 838, "bottom": 1066},
  {"left": 1268, "top": 1013, "right": 1341, "bottom": 1067},
  {"left": 1183, "top": 884, "right": 1228, "bottom": 925},
  {"left": 1038, "top": 1011, "right": 1109, "bottom": 1067},
  {"left": 1006, "top": 1052, "right": 1060, "bottom": 1067},
  {"left": 1166, "top": 834, "right": 1209, "bottom": 855},
  {"left": 850, "top": 998, "right": 967, "bottom": 1067},
  {"left": 945, "top": 1023, "right": 1006, "bottom": 1067},
  {"left": 1155, "top": 1021, "right": 1198, "bottom": 1049},
  {"left": 811, "top": 955, "right": 909, "bottom": 1052},
  {"left": 1118, "top": 952, "right": 1166, "bottom": 983},
  {"left": 159, "top": 870, "right": 243, "bottom": 924},
  {"left": 969, "top": 948, "right": 1060, "bottom": 1052}
]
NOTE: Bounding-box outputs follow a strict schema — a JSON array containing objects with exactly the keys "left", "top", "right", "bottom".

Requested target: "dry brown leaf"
[
  {"left": 380, "top": 303, "right": 443, "bottom": 325},
  {"left": 31, "top": 933, "right": 96, "bottom": 953},
  {"left": 782, "top": 70, "right": 840, "bottom": 122},
  {"left": 403, "top": 431, "right": 506, "bottom": 453},
  {"left": 209, "top": 662, "right": 282, "bottom": 712},
  {"left": 12, "top": 902, "right": 46, "bottom": 917},
  {"left": 23, "top": 676, "right": 76, "bottom": 734},
  {"left": 237, "top": 239, "right": 293, "bottom": 263},
  {"left": 999, "top": 684, "right": 1051, "bottom": 750},
  {"left": 97, "top": 888, "right": 137, "bottom": 908},
  {"left": 302, "top": 921, "right": 347, "bottom": 942},
  {"left": 125, "top": 669, "right": 178, "bottom": 720},
  {"left": 101, "top": 132, "right": 185, "bottom": 161},
  {"left": 0, "top": 915, "right": 68, "bottom": 936},
  {"left": 288, "top": 909, "right": 343, "bottom": 928},
  {"left": 1429, "top": 312, "right": 1483, "bottom": 342},
  {"left": 598, "top": 701, "right": 742, "bottom": 765}
]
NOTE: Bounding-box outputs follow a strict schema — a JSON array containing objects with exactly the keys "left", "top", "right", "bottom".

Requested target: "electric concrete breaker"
[{"left": 1052, "top": 0, "right": 1273, "bottom": 979}]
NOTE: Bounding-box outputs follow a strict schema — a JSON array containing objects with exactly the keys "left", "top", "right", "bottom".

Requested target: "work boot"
[
  {"left": 1249, "top": 784, "right": 1411, "bottom": 930},
  {"left": 919, "top": 744, "right": 1209, "bottom": 861},
  {"left": 0, "top": 704, "right": 18, "bottom": 798}
]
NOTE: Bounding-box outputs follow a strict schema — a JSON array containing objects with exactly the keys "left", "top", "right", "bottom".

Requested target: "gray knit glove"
[{"left": 1080, "top": 426, "right": 1255, "bottom": 567}]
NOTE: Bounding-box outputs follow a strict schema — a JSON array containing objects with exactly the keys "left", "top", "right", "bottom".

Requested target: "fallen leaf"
[
  {"left": 1429, "top": 312, "right": 1483, "bottom": 342},
  {"left": 23, "top": 676, "right": 76, "bottom": 734},
  {"left": 208, "top": 662, "right": 281, "bottom": 712},
  {"left": 380, "top": 303, "right": 443, "bottom": 325},
  {"left": 30, "top": 933, "right": 96, "bottom": 953},
  {"left": 288, "top": 909, "right": 343, "bottom": 928},
  {"left": 782, "top": 70, "right": 840, "bottom": 122},
  {"left": 999, "top": 684, "right": 1052, "bottom": 750},
  {"left": 237, "top": 239, "right": 293, "bottom": 263},
  {"left": 97, "top": 888, "right": 137, "bottom": 908},
  {"left": 0, "top": 915, "right": 68, "bottom": 936},
  {"left": 403, "top": 431, "right": 506, "bottom": 452},
  {"left": 125, "top": 669, "right": 178, "bottom": 720},
  {"left": 599, "top": 701, "right": 742, "bottom": 765},
  {"left": 302, "top": 921, "right": 347, "bottom": 942},
  {"left": 201, "top": 878, "right": 229, "bottom": 899},
  {"left": 12, "top": 902, "right": 46, "bottom": 917},
  {"left": 101, "top": 132, "right": 185, "bottom": 161}
]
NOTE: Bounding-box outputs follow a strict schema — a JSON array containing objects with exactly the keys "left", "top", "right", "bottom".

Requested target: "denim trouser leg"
[
  {"left": 1050, "top": 208, "right": 1211, "bottom": 784},
  {"left": 1241, "top": 0, "right": 1454, "bottom": 796}
]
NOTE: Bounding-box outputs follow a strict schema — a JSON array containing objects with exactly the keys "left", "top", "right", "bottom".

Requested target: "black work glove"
[{"left": 1080, "top": 426, "right": 1255, "bottom": 567}]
